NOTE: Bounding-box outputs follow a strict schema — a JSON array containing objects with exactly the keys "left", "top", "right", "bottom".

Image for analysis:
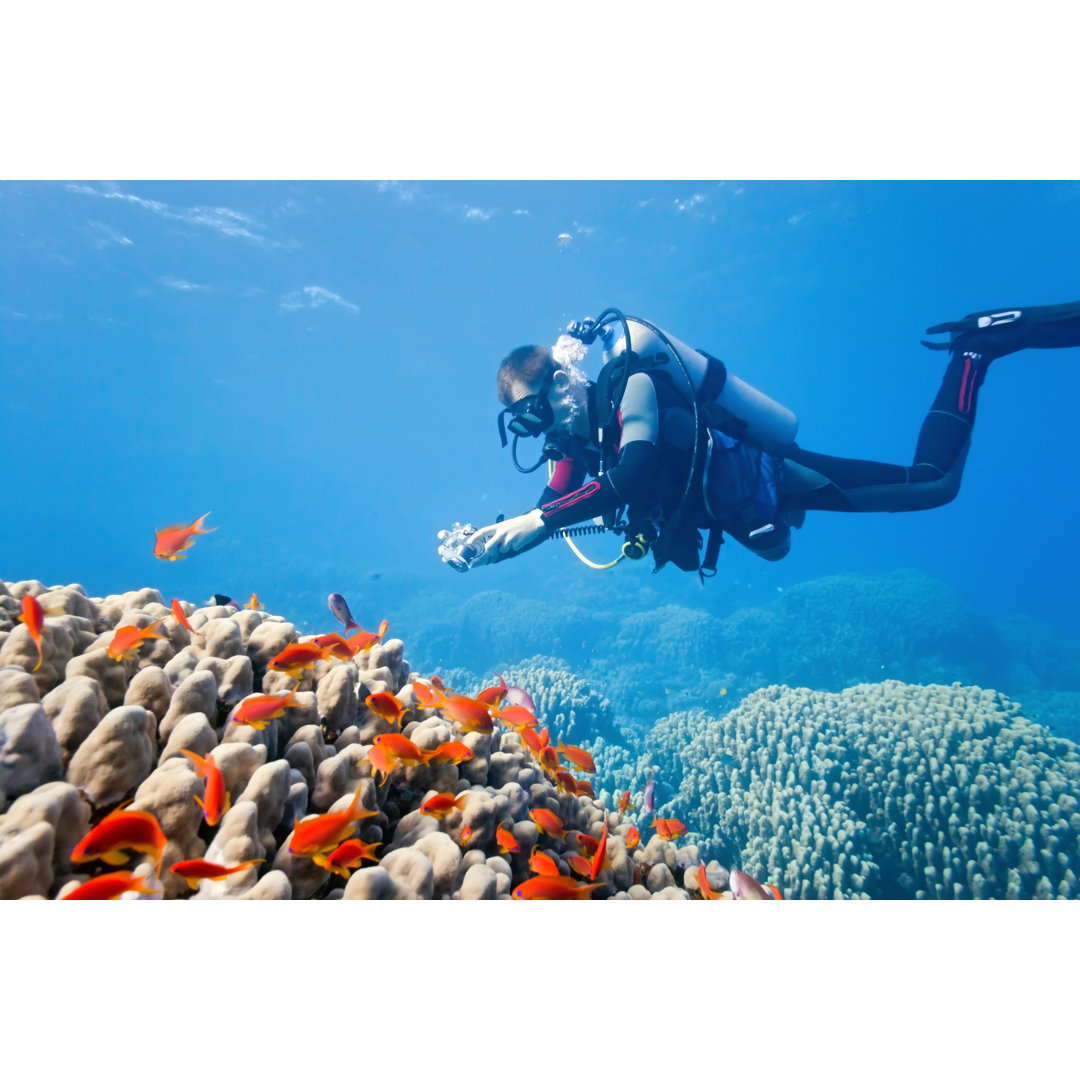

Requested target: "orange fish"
[
  {"left": 493, "top": 704, "right": 538, "bottom": 729},
  {"left": 572, "top": 831, "right": 600, "bottom": 857},
  {"left": 170, "top": 598, "right": 203, "bottom": 637},
  {"left": 652, "top": 815, "right": 688, "bottom": 842},
  {"left": 438, "top": 692, "right": 495, "bottom": 733},
  {"left": 178, "top": 749, "right": 230, "bottom": 826},
  {"left": 367, "top": 732, "right": 426, "bottom": 785},
  {"left": 475, "top": 673, "right": 508, "bottom": 710},
  {"left": 313, "top": 633, "right": 358, "bottom": 661},
  {"left": 62, "top": 869, "right": 162, "bottom": 900},
  {"left": 553, "top": 770, "right": 579, "bottom": 796},
  {"left": 538, "top": 727, "right": 551, "bottom": 750},
  {"left": 107, "top": 618, "right": 169, "bottom": 662},
  {"left": 529, "top": 808, "right": 568, "bottom": 841},
  {"left": 512, "top": 874, "right": 606, "bottom": 900},
  {"left": 556, "top": 741, "right": 596, "bottom": 773},
  {"left": 566, "top": 853, "right": 593, "bottom": 878},
  {"left": 267, "top": 641, "right": 329, "bottom": 679},
  {"left": 495, "top": 823, "right": 519, "bottom": 853},
  {"left": 245, "top": 593, "right": 264, "bottom": 610},
  {"left": 520, "top": 727, "right": 543, "bottom": 758},
  {"left": 169, "top": 858, "right": 263, "bottom": 890},
  {"left": 321, "top": 838, "right": 382, "bottom": 877},
  {"left": 575, "top": 779, "right": 596, "bottom": 799},
  {"left": 154, "top": 512, "right": 216, "bottom": 561},
  {"left": 458, "top": 823, "right": 473, "bottom": 847},
  {"left": 618, "top": 789, "right": 632, "bottom": 817},
  {"left": 588, "top": 827, "right": 607, "bottom": 881},
  {"left": 528, "top": 846, "right": 562, "bottom": 876},
  {"left": 232, "top": 687, "right": 302, "bottom": 731},
  {"left": 422, "top": 740, "right": 473, "bottom": 766},
  {"left": 289, "top": 785, "right": 377, "bottom": 859},
  {"left": 537, "top": 746, "right": 561, "bottom": 777},
  {"left": 624, "top": 825, "right": 640, "bottom": 852},
  {"left": 410, "top": 678, "right": 449, "bottom": 709},
  {"left": 18, "top": 594, "right": 45, "bottom": 672},
  {"left": 70, "top": 804, "right": 168, "bottom": 873},
  {"left": 696, "top": 864, "right": 720, "bottom": 900},
  {"left": 365, "top": 692, "right": 408, "bottom": 727},
  {"left": 347, "top": 618, "right": 388, "bottom": 655},
  {"left": 419, "top": 792, "right": 470, "bottom": 819}
]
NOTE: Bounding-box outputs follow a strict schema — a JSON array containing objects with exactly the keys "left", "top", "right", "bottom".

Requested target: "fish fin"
[
  {"left": 223, "top": 791, "right": 232, "bottom": 816},
  {"left": 190, "top": 512, "right": 217, "bottom": 535},
  {"left": 101, "top": 850, "right": 130, "bottom": 866},
  {"left": 194, "top": 795, "right": 207, "bottom": 815}
]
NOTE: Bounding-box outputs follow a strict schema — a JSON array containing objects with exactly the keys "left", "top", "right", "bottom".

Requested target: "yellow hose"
[{"left": 548, "top": 460, "right": 624, "bottom": 570}]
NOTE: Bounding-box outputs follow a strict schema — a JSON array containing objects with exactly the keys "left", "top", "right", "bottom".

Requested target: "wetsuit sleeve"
[
  {"left": 539, "top": 373, "right": 662, "bottom": 531},
  {"left": 535, "top": 454, "right": 586, "bottom": 507}
]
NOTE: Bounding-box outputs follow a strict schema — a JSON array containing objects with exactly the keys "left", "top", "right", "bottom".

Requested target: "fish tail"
[
  {"left": 31, "top": 640, "right": 43, "bottom": 672},
  {"left": 191, "top": 512, "right": 217, "bottom": 535}
]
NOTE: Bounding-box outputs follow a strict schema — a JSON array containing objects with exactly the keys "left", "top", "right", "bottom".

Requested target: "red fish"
[
  {"left": 320, "top": 838, "right": 382, "bottom": 877},
  {"left": 556, "top": 741, "right": 596, "bottom": 773},
  {"left": 179, "top": 749, "right": 230, "bottom": 826},
  {"left": 419, "top": 792, "right": 469, "bottom": 819},
  {"left": 528, "top": 846, "right": 562, "bottom": 877},
  {"left": 696, "top": 864, "right": 720, "bottom": 900},
  {"left": 495, "top": 823, "right": 519, "bottom": 854},
  {"left": 107, "top": 619, "right": 169, "bottom": 662},
  {"left": 618, "top": 789, "right": 632, "bottom": 817},
  {"left": 231, "top": 687, "right": 302, "bottom": 731},
  {"left": 365, "top": 692, "right": 408, "bottom": 727},
  {"left": 575, "top": 779, "right": 596, "bottom": 799},
  {"left": 458, "top": 823, "right": 473, "bottom": 847},
  {"left": 18, "top": 594, "right": 45, "bottom": 672},
  {"left": 170, "top": 598, "right": 203, "bottom": 637},
  {"left": 529, "top": 808, "right": 567, "bottom": 841},
  {"left": 652, "top": 815, "right": 688, "bottom": 842},
  {"left": 422, "top": 740, "right": 473, "bottom": 766},
  {"left": 512, "top": 875, "right": 606, "bottom": 900},
  {"left": 154, "top": 512, "right": 216, "bottom": 561},
  {"left": 169, "top": 858, "right": 263, "bottom": 890},
  {"left": 70, "top": 804, "right": 168, "bottom": 873},
  {"left": 267, "top": 641, "right": 329, "bottom": 679},
  {"left": 347, "top": 619, "right": 388, "bottom": 655},
  {"left": 289, "top": 785, "right": 377, "bottom": 859},
  {"left": 62, "top": 869, "right": 161, "bottom": 900},
  {"left": 624, "top": 825, "right": 640, "bottom": 852},
  {"left": 537, "top": 727, "right": 551, "bottom": 750}
]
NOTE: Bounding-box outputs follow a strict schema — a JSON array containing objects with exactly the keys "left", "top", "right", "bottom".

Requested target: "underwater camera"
[{"left": 437, "top": 522, "right": 487, "bottom": 572}]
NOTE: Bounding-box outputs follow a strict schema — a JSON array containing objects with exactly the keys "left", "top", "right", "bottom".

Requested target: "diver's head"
[{"left": 496, "top": 344, "right": 587, "bottom": 446}]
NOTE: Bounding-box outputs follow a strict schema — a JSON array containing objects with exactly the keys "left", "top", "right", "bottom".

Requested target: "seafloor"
[{"left": 1, "top": 577, "right": 1077, "bottom": 899}]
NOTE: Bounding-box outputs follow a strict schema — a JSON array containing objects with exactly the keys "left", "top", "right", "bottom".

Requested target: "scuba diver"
[{"left": 438, "top": 303, "right": 1080, "bottom": 578}]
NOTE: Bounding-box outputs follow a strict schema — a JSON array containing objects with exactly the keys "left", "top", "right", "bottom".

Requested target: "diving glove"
[{"left": 921, "top": 300, "right": 1080, "bottom": 359}]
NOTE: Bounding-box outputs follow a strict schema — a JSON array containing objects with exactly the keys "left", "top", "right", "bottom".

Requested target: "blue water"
[{"left": 4, "top": 181, "right": 1079, "bottom": 642}]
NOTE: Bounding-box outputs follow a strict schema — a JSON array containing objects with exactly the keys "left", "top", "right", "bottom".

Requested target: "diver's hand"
[{"left": 469, "top": 509, "right": 547, "bottom": 567}]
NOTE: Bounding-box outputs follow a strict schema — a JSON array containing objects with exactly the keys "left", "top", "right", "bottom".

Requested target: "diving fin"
[{"left": 921, "top": 300, "right": 1080, "bottom": 359}]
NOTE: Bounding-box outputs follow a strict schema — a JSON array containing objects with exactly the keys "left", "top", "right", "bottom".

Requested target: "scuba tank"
[{"left": 598, "top": 316, "right": 798, "bottom": 454}]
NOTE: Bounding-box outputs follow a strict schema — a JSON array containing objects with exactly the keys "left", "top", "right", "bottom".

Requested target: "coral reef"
[
  {"left": 0, "top": 578, "right": 695, "bottom": 900},
  {"left": 641, "top": 681, "right": 1080, "bottom": 899}
]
